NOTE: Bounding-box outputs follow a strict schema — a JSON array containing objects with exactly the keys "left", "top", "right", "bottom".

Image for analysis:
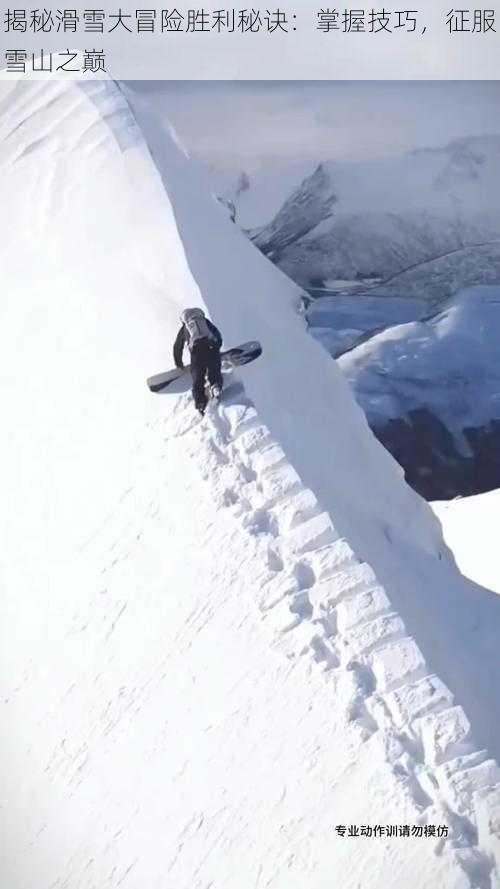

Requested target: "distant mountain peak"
[{"left": 252, "top": 133, "right": 500, "bottom": 288}]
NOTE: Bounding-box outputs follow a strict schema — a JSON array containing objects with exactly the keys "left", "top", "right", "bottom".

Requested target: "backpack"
[{"left": 181, "top": 308, "right": 216, "bottom": 350}]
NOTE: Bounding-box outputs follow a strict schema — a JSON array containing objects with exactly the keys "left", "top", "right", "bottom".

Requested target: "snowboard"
[{"left": 147, "top": 340, "right": 262, "bottom": 394}]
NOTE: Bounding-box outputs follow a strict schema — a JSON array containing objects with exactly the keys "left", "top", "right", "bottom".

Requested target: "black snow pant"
[{"left": 190, "top": 339, "right": 223, "bottom": 411}]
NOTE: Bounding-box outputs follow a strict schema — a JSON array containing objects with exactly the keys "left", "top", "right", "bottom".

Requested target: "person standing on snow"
[{"left": 173, "top": 307, "right": 223, "bottom": 415}]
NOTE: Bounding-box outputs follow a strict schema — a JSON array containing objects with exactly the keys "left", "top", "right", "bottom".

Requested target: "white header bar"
[{"left": 1, "top": 1, "right": 500, "bottom": 79}]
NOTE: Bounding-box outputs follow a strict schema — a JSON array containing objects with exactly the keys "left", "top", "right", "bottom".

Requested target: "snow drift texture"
[{"left": 1, "top": 77, "right": 500, "bottom": 889}]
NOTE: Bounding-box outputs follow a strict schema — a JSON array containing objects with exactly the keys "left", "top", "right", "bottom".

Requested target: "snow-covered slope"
[
  {"left": 340, "top": 285, "right": 500, "bottom": 500},
  {"left": 307, "top": 294, "right": 428, "bottom": 358},
  {"left": 206, "top": 157, "right": 316, "bottom": 229},
  {"left": 1, "top": 77, "right": 500, "bottom": 888},
  {"left": 433, "top": 491, "right": 500, "bottom": 595},
  {"left": 362, "top": 241, "right": 500, "bottom": 305},
  {"left": 253, "top": 139, "right": 500, "bottom": 291}
]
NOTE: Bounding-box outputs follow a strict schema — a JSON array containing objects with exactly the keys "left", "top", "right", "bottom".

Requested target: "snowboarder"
[{"left": 173, "top": 307, "right": 223, "bottom": 415}]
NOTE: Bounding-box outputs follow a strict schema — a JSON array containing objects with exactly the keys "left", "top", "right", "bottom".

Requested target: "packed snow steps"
[
  {"left": 369, "top": 637, "right": 428, "bottom": 693},
  {"left": 437, "top": 757, "right": 500, "bottom": 817},
  {"left": 281, "top": 512, "right": 339, "bottom": 556},
  {"left": 340, "top": 612, "right": 406, "bottom": 658},
  {"left": 475, "top": 786, "right": 500, "bottom": 860},
  {"left": 230, "top": 423, "right": 273, "bottom": 456},
  {"left": 176, "top": 390, "right": 500, "bottom": 881},
  {"left": 384, "top": 674, "right": 455, "bottom": 728},
  {"left": 334, "top": 585, "right": 392, "bottom": 630},
  {"left": 273, "top": 488, "right": 321, "bottom": 533},
  {"left": 246, "top": 441, "right": 287, "bottom": 476},
  {"left": 308, "top": 538, "right": 360, "bottom": 580},
  {"left": 223, "top": 402, "right": 261, "bottom": 438}
]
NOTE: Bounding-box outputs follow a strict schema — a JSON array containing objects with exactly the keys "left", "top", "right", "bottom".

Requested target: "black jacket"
[{"left": 173, "top": 320, "right": 222, "bottom": 368}]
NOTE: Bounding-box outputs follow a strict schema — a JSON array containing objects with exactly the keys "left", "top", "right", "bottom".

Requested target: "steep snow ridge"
[
  {"left": 1, "top": 76, "right": 500, "bottom": 887},
  {"left": 168, "top": 382, "right": 500, "bottom": 886},
  {"left": 126, "top": 85, "right": 447, "bottom": 564},
  {"left": 129, "top": 83, "right": 500, "bottom": 774}
]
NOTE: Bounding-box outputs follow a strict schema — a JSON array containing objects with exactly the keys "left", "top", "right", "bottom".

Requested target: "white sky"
[{"left": 128, "top": 81, "right": 500, "bottom": 171}]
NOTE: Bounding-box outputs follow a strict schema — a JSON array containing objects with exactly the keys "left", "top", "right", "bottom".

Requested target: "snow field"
[
  {"left": 432, "top": 492, "right": 500, "bottom": 594},
  {"left": 168, "top": 384, "right": 500, "bottom": 887}
]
